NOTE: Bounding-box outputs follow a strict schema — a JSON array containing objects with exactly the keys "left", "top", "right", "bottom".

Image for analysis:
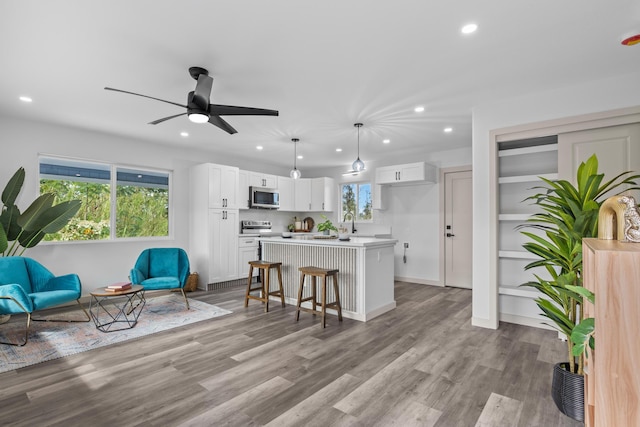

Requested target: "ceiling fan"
[{"left": 105, "top": 66, "right": 278, "bottom": 134}]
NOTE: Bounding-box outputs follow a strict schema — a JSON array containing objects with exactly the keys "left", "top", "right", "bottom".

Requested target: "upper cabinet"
[
  {"left": 375, "top": 162, "right": 437, "bottom": 185},
  {"left": 238, "top": 170, "right": 250, "bottom": 209},
  {"left": 277, "top": 176, "right": 295, "bottom": 211},
  {"left": 311, "top": 177, "right": 335, "bottom": 212},
  {"left": 249, "top": 172, "right": 277, "bottom": 189},
  {"left": 192, "top": 163, "right": 239, "bottom": 209},
  {"left": 294, "top": 178, "right": 312, "bottom": 211}
]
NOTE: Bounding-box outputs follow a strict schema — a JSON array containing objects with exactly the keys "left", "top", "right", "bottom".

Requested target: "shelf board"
[
  {"left": 499, "top": 214, "right": 531, "bottom": 221},
  {"left": 499, "top": 250, "right": 538, "bottom": 260},
  {"left": 498, "top": 143, "right": 558, "bottom": 157},
  {"left": 498, "top": 286, "right": 539, "bottom": 299},
  {"left": 498, "top": 173, "right": 558, "bottom": 184}
]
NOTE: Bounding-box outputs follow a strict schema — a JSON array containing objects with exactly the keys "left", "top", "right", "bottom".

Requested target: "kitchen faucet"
[{"left": 344, "top": 211, "right": 357, "bottom": 234}]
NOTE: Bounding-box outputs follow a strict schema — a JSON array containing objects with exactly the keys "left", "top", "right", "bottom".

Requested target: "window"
[
  {"left": 39, "top": 156, "right": 170, "bottom": 241},
  {"left": 341, "top": 182, "right": 372, "bottom": 221}
]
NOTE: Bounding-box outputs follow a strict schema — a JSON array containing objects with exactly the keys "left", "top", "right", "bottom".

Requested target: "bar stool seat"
[
  {"left": 296, "top": 266, "right": 343, "bottom": 328},
  {"left": 244, "top": 260, "right": 285, "bottom": 312}
]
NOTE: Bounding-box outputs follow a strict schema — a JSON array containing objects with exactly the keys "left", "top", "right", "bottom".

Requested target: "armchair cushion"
[
  {"left": 130, "top": 248, "right": 190, "bottom": 291},
  {"left": 0, "top": 257, "right": 82, "bottom": 315}
]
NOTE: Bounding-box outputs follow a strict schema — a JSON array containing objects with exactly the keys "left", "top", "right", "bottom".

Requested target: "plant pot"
[
  {"left": 323, "top": 230, "right": 330, "bottom": 235},
  {"left": 551, "top": 362, "right": 584, "bottom": 422}
]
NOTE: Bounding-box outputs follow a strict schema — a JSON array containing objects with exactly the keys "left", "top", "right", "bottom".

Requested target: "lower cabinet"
[{"left": 238, "top": 236, "right": 259, "bottom": 279}]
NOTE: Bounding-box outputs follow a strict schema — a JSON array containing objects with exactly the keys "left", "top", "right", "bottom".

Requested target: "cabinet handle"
[{"left": 322, "top": 202, "right": 324, "bottom": 210}]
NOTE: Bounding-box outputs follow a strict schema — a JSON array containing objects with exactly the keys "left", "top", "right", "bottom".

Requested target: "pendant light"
[
  {"left": 352, "top": 123, "right": 365, "bottom": 172},
  {"left": 290, "top": 138, "right": 302, "bottom": 179}
]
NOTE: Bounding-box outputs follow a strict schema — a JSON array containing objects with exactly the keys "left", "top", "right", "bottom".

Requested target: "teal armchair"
[
  {"left": 130, "top": 248, "right": 190, "bottom": 309},
  {"left": 0, "top": 257, "right": 90, "bottom": 346}
]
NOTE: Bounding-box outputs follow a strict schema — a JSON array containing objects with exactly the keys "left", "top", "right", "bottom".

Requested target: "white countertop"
[{"left": 259, "top": 235, "right": 397, "bottom": 248}]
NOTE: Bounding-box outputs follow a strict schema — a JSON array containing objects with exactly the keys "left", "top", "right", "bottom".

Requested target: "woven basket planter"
[{"left": 551, "top": 362, "right": 584, "bottom": 422}]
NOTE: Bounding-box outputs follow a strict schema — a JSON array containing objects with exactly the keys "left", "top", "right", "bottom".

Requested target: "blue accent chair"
[
  {"left": 0, "top": 257, "right": 90, "bottom": 346},
  {"left": 130, "top": 248, "right": 190, "bottom": 309}
]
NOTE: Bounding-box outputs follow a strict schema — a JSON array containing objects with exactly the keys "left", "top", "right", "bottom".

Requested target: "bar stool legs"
[
  {"left": 296, "top": 266, "right": 342, "bottom": 328},
  {"left": 244, "top": 261, "right": 285, "bottom": 312}
]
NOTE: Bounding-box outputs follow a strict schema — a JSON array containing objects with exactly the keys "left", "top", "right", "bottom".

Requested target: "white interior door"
[
  {"left": 558, "top": 123, "right": 640, "bottom": 201},
  {"left": 444, "top": 170, "right": 473, "bottom": 288}
]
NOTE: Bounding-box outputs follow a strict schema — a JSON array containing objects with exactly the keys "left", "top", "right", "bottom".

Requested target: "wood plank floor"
[{"left": 0, "top": 282, "right": 582, "bottom": 427}]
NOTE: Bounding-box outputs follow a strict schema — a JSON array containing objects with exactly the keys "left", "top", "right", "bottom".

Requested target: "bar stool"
[
  {"left": 295, "top": 266, "right": 343, "bottom": 328},
  {"left": 244, "top": 260, "right": 285, "bottom": 312}
]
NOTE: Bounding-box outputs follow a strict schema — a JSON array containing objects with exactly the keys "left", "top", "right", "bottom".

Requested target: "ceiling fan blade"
[
  {"left": 208, "top": 115, "right": 237, "bottom": 134},
  {"left": 209, "top": 104, "right": 279, "bottom": 116},
  {"left": 192, "top": 74, "right": 213, "bottom": 110},
  {"left": 148, "top": 112, "right": 187, "bottom": 125},
  {"left": 104, "top": 87, "right": 187, "bottom": 109}
]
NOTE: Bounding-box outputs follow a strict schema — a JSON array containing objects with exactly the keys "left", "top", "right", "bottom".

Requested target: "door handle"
[{"left": 446, "top": 233, "right": 455, "bottom": 237}]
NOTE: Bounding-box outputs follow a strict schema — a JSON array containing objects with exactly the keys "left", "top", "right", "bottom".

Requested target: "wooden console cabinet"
[{"left": 583, "top": 238, "right": 640, "bottom": 426}]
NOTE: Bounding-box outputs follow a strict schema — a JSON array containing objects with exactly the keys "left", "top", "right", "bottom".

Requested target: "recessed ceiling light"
[
  {"left": 336, "top": 148, "right": 342, "bottom": 152},
  {"left": 180, "top": 131, "right": 189, "bottom": 137},
  {"left": 444, "top": 127, "right": 453, "bottom": 133},
  {"left": 383, "top": 139, "right": 391, "bottom": 144},
  {"left": 414, "top": 106, "right": 425, "bottom": 113},
  {"left": 256, "top": 146, "right": 263, "bottom": 150},
  {"left": 461, "top": 23, "right": 478, "bottom": 34},
  {"left": 19, "top": 96, "right": 32, "bottom": 103},
  {"left": 137, "top": 174, "right": 143, "bottom": 179},
  {"left": 297, "top": 155, "right": 303, "bottom": 159}
]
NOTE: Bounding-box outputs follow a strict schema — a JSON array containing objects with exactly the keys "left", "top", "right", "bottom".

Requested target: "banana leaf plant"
[
  {"left": 0, "top": 167, "right": 81, "bottom": 256},
  {"left": 519, "top": 154, "right": 640, "bottom": 375}
]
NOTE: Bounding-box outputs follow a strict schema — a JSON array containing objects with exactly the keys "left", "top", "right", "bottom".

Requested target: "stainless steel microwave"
[{"left": 249, "top": 186, "right": 280, "bottom": 209}]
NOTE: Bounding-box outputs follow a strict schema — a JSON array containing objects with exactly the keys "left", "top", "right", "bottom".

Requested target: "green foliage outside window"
[
  {"left": 39, "top": 158, "right": 170, "bottom": 241},
  {"left": 342, "top": 183, "right": 372, "bottom": 221}
]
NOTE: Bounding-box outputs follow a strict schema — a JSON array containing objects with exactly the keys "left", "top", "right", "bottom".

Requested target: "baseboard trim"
[
  {"left": 499, "top": 313, "right": 555, "bottom": 330},
  {"left": 471, "top": 316, "right": 499, "bottom": 330},
  {"left": 394, "top": 277, "right": 443, "bottom": 286}
]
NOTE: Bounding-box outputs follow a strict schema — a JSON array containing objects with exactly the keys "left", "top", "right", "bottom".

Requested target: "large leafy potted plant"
[
  {"left": 519, "top": 154, "right": 640, "bottom": 421},
  {"left": 0, "top": 167, "right": 81, "bottom": 323},
  {"left": 1, "top": 167, "right": 81, "bottom": 256}
]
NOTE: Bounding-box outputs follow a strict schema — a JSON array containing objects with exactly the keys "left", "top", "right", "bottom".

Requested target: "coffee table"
[{"left": 89, "top": 284, "right": 146, "bottom": 332}]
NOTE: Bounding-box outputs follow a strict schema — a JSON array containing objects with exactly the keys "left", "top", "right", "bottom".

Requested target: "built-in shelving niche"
[{"left": 497, "top": 135, "right": 557, "bottom": 300}]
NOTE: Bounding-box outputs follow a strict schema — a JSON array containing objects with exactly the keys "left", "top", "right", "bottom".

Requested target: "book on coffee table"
[{"left": 106, "top": 282, "right": 132, "bottom": 291}]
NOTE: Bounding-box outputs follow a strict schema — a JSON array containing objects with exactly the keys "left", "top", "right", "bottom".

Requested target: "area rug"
[{"left": 0, "top": 294, "right": 232, "bottom": 373}]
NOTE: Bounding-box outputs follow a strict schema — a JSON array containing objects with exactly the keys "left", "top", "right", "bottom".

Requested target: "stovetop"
[{"left": 241, "top": 220, "right": 272, "bottom": 234}]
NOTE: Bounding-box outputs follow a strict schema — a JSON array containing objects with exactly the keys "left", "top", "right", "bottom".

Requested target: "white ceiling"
[{"left": 2, "top": 1, "right": 638, "bottom": 171}]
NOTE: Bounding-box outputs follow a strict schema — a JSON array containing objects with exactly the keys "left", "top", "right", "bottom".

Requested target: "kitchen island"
[{"left": 259, "top": 236, "right": 397, "bottom": 321}]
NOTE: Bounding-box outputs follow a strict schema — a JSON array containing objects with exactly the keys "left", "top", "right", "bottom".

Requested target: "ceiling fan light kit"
[
  {"left": 290, "top": 138, "right": 301, "bottom": 179},
  {"left": 105, "top": 66, "right": 278, "bottom": 134}
]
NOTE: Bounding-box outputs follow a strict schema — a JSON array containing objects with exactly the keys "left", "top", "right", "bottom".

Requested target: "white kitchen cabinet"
[
  {"left": 277, "top": 176, "right": 295, "bottom": 211},
  {"left": 238, "top": 236, "right": 259, "bottom": 278},
  {"left": 190, "top": 163, "right": 240, "bottom": 289},
  {"left": 249, "top": 172, "right": 277, "bottom": 189},
  {"left": 375, "top": 162, "right": 436, "bottom": 185},
  {"left": 238, "top": 170, "right": 250, "bottom": 209},
  {"left": 208, "top": 209, "right": 239, "bottom": 283},
  {"left": 372, "top": 184, "right": 384, "bottom": 210},
  {"left": 191, "top": 163, "right": 239, "bottom": 209},
  {"left": 294, "top": 178, "right": 312, "bottom": 211},
  {"left": 311, "top": 177, "right": 335, "bottom": 211}
]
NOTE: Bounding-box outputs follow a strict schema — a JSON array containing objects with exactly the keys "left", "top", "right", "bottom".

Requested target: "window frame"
[
  {"left": 340, "top": 181, "right": 373, "bottom": 223},
  {"left": 37, "top": 154, "right": 173, "bottom": 243}
]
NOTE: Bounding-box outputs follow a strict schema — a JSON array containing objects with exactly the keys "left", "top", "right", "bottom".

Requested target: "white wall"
[
  {"left": 472, "top": 70, "right": 640, "bottom": 329},
  {"left": 1, "top": 114, "right": 471, "bottom": 295},
  {"left": 315, "top": 146, "right": 472, "bottom": 284},
  {"left": 0, "top": 116, "right": 289, "bottom": 294}
]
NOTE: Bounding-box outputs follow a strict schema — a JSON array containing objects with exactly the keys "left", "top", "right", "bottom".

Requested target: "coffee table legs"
[{"left": 89, "top": 290, "right": 146, "bottom": 332}]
